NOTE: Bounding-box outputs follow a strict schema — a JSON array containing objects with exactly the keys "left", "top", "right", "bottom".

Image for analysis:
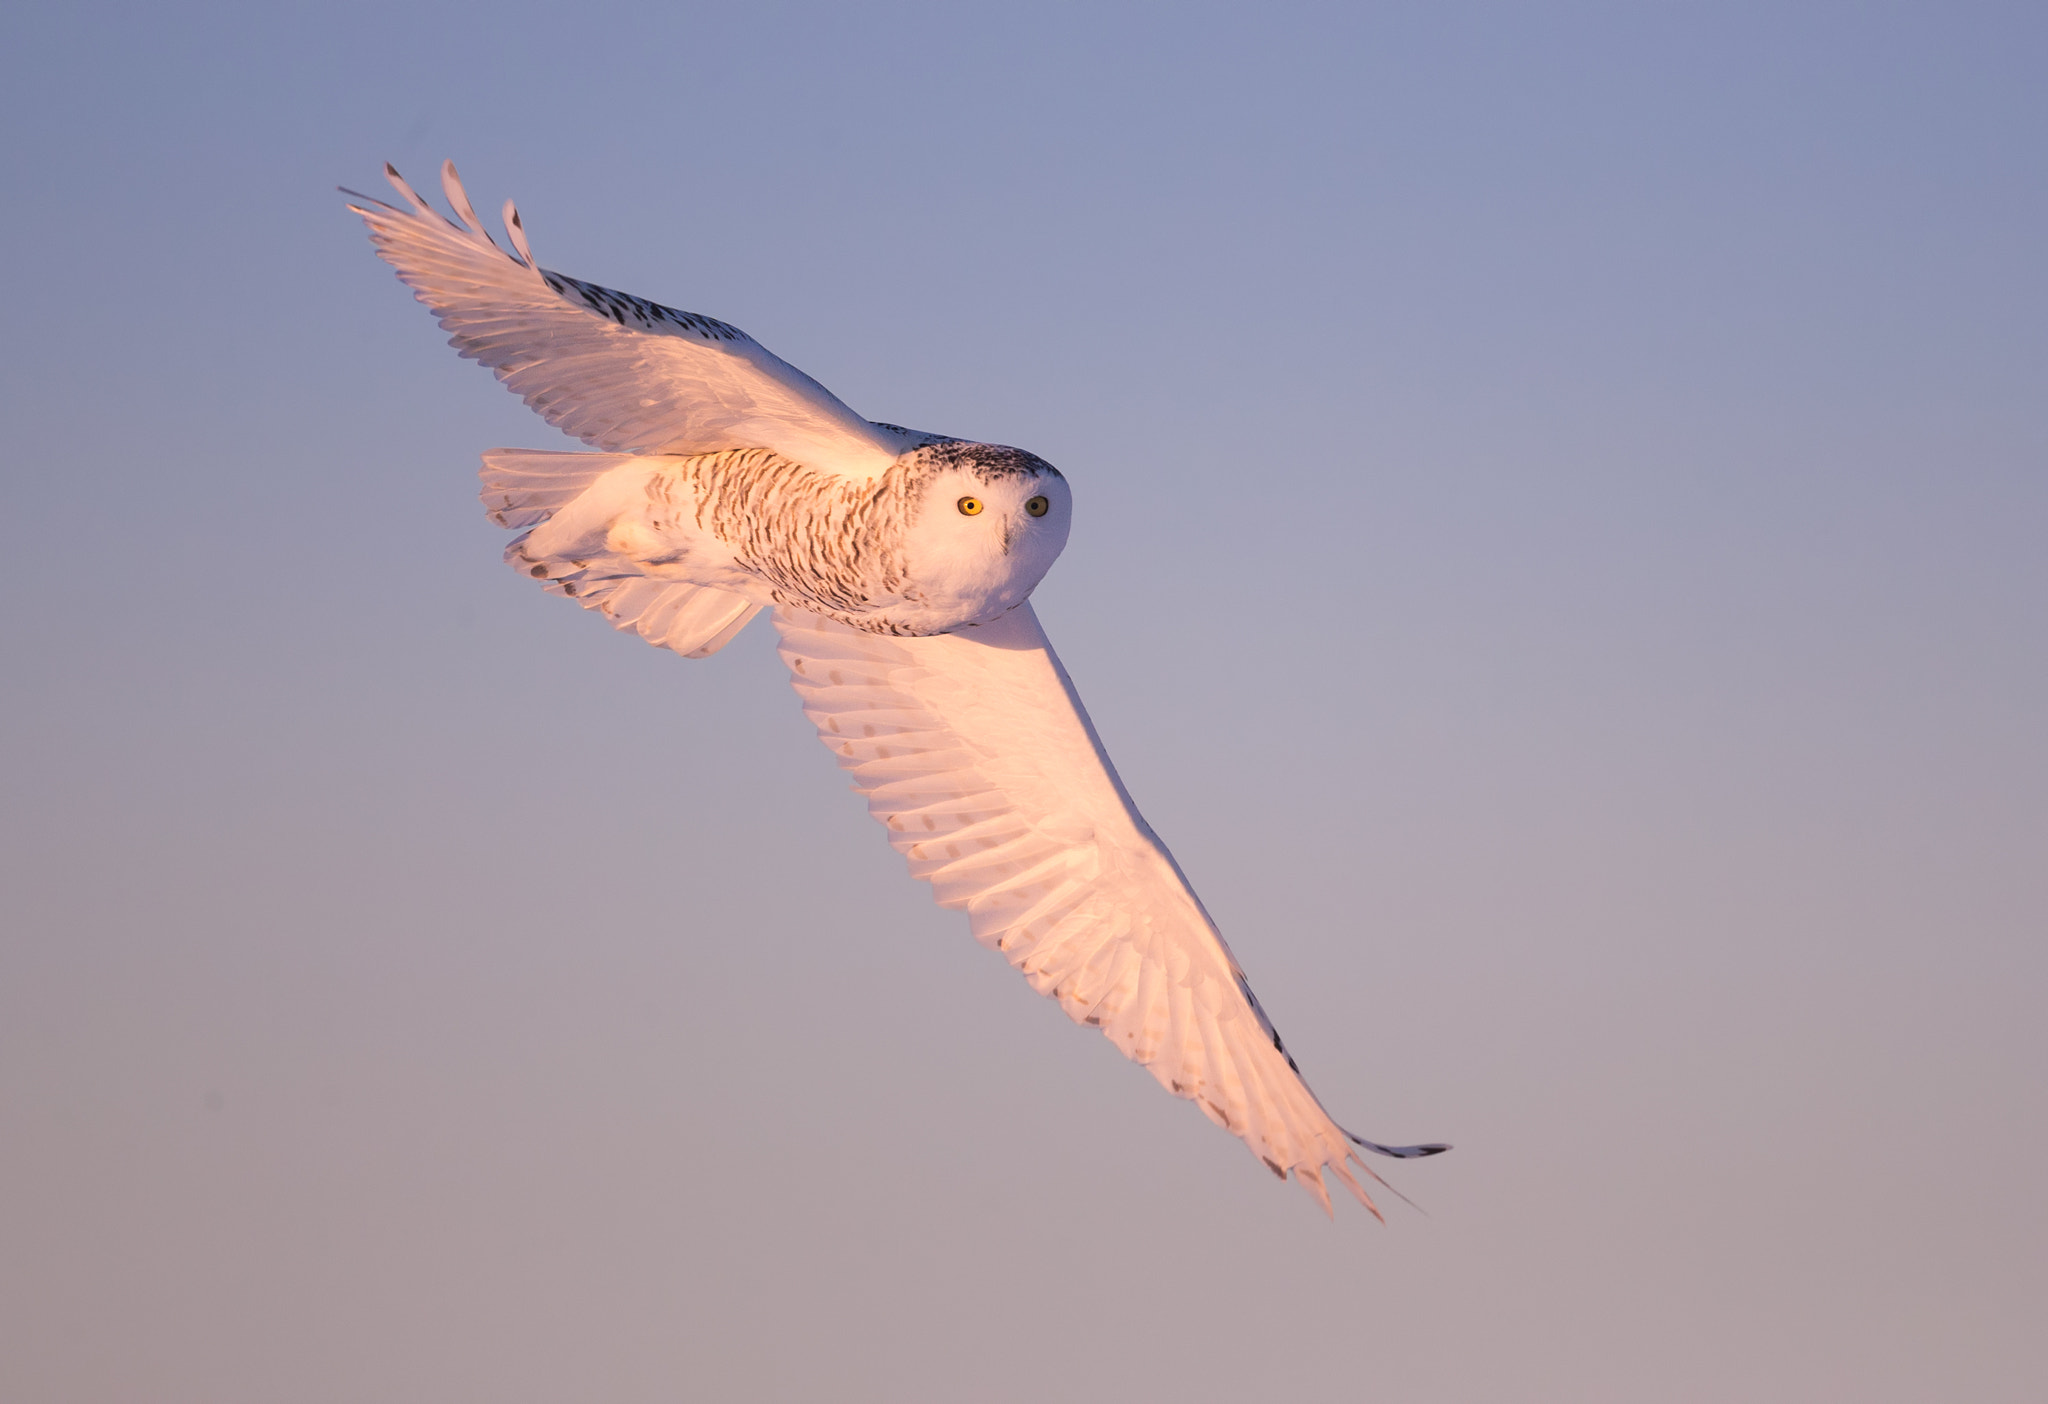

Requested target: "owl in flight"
[{"left": 348, "top": 163, "right": 1445, "bottom": 1217}]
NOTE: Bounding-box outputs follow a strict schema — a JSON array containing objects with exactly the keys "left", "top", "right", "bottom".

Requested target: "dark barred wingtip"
[
  {"left": 1347, "top": 1132, "right": 1452, "bottom": 1159},
  {"left": 338, "top": 184, "right": 398, "bottom": 212}
]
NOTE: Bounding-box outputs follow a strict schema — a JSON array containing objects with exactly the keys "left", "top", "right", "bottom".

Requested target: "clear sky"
[{"left": 3, "top": 2, "right": 2044, "bottom": 1400}]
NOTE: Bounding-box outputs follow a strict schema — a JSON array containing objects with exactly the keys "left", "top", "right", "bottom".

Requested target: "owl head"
[{"left": 889, "top": 441, "right": 1071, "bottom": 633}]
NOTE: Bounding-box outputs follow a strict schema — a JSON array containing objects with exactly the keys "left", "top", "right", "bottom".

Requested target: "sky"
[{"left": 2, "top": 2, "right": 2044, "bottom": 1400}]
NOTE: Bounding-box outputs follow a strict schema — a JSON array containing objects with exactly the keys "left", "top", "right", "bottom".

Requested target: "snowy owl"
[{"left": 347, "top": 162, "right": 1445, "bottom": 1216}]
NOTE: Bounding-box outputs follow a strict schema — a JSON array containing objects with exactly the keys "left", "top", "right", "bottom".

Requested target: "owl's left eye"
[
  {"left": 957, "top": 497, "right": 983, "bottom": 516},
  {"left": 1025, "top": 495, "right": 1049, "bottom": 517}
]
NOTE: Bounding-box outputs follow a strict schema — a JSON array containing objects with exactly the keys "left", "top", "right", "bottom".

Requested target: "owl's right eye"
[{"left": 957, "top": 497, "right": 984, "bottom": 516}]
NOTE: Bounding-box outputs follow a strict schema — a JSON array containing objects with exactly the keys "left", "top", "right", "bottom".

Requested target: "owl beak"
[{"left": 998, "top": 517, "right": 1015, "bottom": 555}]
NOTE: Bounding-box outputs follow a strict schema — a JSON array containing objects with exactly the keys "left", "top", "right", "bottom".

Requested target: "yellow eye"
[
  {"left": 957, "top": 496, "right": 983, "bottom": 516},
  {"left": 1025, "top": 495, "right": 1049, "bottom": 517}
]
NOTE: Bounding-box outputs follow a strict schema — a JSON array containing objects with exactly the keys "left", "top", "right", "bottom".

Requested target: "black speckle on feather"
[{"left": 546, "top": 270, "right": 745, "bottom": 344}]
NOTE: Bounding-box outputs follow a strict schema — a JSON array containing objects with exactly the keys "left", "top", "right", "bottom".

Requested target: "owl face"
[{"left": 894, "top": 445, "right": 1071, "bottom": 632}]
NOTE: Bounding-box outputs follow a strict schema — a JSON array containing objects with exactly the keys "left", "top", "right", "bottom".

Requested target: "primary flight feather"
[{"left": 348, "top": 161, "right": 1446, "bottom": 1216}]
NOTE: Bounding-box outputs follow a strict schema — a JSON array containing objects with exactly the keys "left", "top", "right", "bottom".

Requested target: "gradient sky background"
[{"left": 3, "top": 3, "right": 2044, "bottom": 1400}]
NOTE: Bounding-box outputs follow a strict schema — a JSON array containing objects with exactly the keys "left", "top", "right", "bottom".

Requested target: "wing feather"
[
  {"left": 347, "top": 162, "right": 910, "bottom": 477},
  {"left": 774, "top": 604, "right": 1446, "bottom": 1214}
]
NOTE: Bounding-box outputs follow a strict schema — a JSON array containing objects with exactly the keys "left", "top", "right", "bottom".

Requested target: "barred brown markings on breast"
[{"left": 659, "top": 446, "right": 941, "bottom": 629}]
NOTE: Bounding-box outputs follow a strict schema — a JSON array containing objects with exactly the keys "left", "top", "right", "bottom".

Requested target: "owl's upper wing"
[
  {"left": 774, "top": 604, "right": 1445, "bottom": 1215},
  {"left": 347, "top": 163, "right": 910, "bottom": 478}
]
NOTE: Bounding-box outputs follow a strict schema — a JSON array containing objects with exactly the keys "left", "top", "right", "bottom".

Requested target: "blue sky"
[{"left": 3, "top": 3, "right": 2044, "bottom": 1400}]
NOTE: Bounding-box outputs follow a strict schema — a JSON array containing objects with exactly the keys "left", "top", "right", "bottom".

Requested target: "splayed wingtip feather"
[
  {"left": 382, "top": 162, "right": 434, "bottom": 214},
  {"left": 439, "top": 159, "right": 498, "bottom": 248},
  {"left": 503, "top": 200, "right": 537, "bottom": 268}
]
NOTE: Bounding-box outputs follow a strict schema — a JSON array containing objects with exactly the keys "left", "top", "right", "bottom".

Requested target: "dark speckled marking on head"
[{"left": 913, "top": 440, "right": 1057, "bottom": 486}]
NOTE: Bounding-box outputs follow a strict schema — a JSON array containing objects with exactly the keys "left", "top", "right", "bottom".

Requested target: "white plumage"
[{"left": 348, "top": 162, "right": 1445, "bottom": 1216}]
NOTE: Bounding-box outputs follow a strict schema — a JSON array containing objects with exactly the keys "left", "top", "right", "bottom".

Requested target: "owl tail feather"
[
  {"left": 479, "top": 447, "right": 641, "bottom": 529},
  {"left": 482, "top": 448, "right": 763, "bottom": 660}
]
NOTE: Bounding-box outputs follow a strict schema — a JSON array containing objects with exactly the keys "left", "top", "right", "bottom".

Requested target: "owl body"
[{"left": 507, "top": 439, "right": 1070, "bottom": 637}]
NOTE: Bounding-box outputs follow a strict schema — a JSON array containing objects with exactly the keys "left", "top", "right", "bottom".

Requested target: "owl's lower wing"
[
  {"left": 773, "top": 605, "right": 1445, "bottom": 1215},
  {"left": 346, "top": 162, "right": 910, "bottom": 477}
]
